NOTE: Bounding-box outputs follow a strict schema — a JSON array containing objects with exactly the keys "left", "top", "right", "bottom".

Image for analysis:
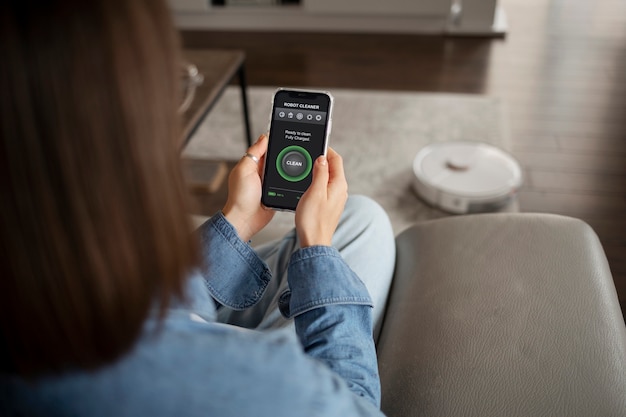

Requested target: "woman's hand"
[
  {"left": 223, "top": 134, "right": 275, "bottom": 242},
  {"left": 295, "top": 147, "right": 348, "bottom": 248}
]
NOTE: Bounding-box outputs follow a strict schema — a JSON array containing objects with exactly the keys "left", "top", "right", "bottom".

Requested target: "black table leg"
[{"left": 238, "top": 63, "right": 252, "bottom": 147}]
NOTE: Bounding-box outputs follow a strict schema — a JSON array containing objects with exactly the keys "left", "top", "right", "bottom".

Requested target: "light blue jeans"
[{"left": 217, "top": 195, "right": 396, "bottom": 339}]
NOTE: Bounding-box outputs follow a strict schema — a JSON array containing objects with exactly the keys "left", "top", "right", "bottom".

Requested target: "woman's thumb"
[{"left": 308, "top": 155, "right": 329, "bottom": 194}]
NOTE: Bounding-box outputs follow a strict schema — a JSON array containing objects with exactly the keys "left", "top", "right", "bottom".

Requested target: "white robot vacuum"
[{"left": 412, "top": 142, "right": 523, "bottom": 214}]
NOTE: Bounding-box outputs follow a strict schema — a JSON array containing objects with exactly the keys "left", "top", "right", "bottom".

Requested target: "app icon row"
[{"left": 278, "top": 111, "right": 323, "bottom": 122}]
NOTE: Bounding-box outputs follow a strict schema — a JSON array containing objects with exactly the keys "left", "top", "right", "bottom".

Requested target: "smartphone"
[{"left": 261, "top": 88, "right": 334, "bottom": 211}]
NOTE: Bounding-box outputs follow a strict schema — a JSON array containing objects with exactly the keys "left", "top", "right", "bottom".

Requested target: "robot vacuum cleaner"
[{"left": 412, "top": 142, "right": 523, "bottom": 214}]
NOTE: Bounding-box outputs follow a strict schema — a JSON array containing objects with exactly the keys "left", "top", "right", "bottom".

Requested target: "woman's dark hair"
[{"left": 0, "top": 0, "right": 198, "bottom": 375}]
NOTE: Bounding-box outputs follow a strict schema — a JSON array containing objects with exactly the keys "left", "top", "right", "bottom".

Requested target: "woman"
[{"left": 0, "top": 0, "right": 396, "bottom": 415}]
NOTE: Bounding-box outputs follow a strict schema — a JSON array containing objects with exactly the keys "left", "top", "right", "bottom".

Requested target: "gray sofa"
[{"left": 377, "top": 213, "right": 626, "bottom": 417}]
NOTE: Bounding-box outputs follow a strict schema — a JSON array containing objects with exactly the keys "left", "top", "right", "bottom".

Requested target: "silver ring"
[{"left": 244, "top": 152, "right": 259, "bottom": 164}]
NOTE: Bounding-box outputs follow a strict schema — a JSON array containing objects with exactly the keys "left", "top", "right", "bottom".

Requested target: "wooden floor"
[{"left": 181, "top": 0, "right": 626, "bottom": 317}]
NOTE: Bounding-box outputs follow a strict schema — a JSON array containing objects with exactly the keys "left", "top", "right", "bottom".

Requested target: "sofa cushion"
[{"left": 377, "top": 213, "right": 626, "bottom": 417}]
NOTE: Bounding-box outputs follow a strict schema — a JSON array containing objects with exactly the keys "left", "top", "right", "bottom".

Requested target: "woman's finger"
[
  {"left": 249, "top": 134, "right": 268, "bottom": 157},
  {"left": 257, "top": 153, "right": 266, "bottom": 178},
  {"left": 240, "top": 134, "right": 268, "bottom": 167}
]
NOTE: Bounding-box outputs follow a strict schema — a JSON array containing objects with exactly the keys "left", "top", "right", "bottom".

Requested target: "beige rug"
[{"left": 183, "top": 86, "right": 513, "bottom": 241}]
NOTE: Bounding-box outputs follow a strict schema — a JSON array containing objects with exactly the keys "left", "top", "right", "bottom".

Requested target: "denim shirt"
[{"left": 2, "top": 213, "right": 385, "bottom": 417}]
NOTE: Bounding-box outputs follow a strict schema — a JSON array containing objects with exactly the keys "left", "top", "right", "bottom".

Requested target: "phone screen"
[{"left": 261, "top": 89, "right": 332, "bottom": 211}]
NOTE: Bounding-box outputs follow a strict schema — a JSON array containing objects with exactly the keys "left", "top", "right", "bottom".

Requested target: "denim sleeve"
[
  {"left": 197, "top": 215, "right": 381, "bottom": 407},
  {"left": 195, "top": 212, "right": 272, "bottom": 310},
  {"left": 281, "top": 246, "right": 382, "bottom": 407}
]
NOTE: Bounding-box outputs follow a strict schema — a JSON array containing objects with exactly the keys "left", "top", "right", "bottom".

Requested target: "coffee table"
[
  {"left": 180, "top": 49, "right": 250, "bottom": 214},
  {"left": 181, "top": 49, "right": 251, "bottom": 147}
]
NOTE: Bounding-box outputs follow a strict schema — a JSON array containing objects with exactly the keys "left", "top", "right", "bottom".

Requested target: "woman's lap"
[{"left": 216, "top": 195, "right": 396, "bottom": 339}]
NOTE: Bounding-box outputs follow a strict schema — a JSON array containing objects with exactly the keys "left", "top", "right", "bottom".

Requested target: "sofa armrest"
[{"left": 377, "top": 213, "right": 626, "bottom": 417}]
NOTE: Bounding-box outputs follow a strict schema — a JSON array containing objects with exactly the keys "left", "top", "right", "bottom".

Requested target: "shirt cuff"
[
  {"left": 279, "top": 246, "right": 373, "bottom": 318},
  {"left": 196, "top": 212, "right": 272, "bottom": 310}
]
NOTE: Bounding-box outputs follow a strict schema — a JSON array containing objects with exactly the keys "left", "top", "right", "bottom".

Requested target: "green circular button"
[{"left": 276, "top": 145, "right": 313, "bottom": 182}]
